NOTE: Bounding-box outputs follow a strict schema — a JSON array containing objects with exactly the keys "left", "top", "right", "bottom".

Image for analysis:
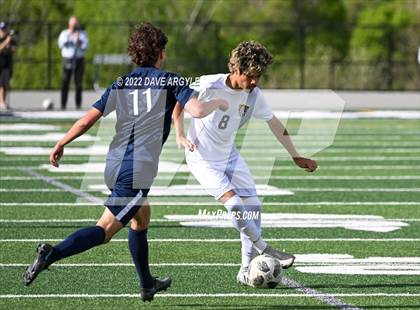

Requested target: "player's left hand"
[
  {"left": 293, "top": 157, "right": 318, "bottom": 172},
  {"left": 50, "top": 143, "right": 64, "bottom": 167},
  {"left": 176, "top": 135, "right": 196, "bottom": 152}
]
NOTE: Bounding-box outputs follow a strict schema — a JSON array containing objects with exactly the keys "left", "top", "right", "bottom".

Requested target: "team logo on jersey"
[{"left": 238, "top": 104, "right": 250, "bottom": 117}]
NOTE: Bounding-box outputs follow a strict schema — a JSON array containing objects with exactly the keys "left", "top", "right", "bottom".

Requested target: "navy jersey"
[{"left": 93, "top": 67, "right": 193, "bottom": 164}]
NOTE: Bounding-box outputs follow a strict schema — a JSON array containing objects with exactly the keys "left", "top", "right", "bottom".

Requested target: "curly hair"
[
  {"left": 127, "top": 22, "right": 168, "bottom": 66},
  {"left": 228, "top": 41, "right": 273, "bottom": 76}
]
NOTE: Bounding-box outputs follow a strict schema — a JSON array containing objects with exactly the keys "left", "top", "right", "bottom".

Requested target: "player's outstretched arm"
[
  {"left": 50, "top": 108, "right": 102, "bottom": 167},
  {"left": 172, "top": 102, "right": 196, "bottom": 152},
  {"left": 184, "top": 96, "right": 228, "bottom": 118},
  {"left": 267, "top": 116, "right": 317, "bottom": 172}
]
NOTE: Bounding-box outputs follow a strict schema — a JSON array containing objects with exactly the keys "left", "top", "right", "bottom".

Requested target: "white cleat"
[
  {"left": 262, "top": 245, "right": 295, "bottom": 269},
  {"left": 236, "top": 267, "right": 252, "bottom": 287}
]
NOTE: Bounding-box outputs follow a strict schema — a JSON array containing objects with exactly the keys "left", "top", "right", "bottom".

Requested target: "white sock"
[
  {"left": 242, "top": 196, "right": 262, "bottom": 231},
  {"left": 242, "top": 196, "right": 267, "bottom": 253},
  {"left": 240, "top": 232, "right": 254, "bottom": 269},
  {"left": 253, "top": 237, "right": 268, "bottom": 253},
  {"left": 224, "top": 195, "right": 260, "bottom": 242}
]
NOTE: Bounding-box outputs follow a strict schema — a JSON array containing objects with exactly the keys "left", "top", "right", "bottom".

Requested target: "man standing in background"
[
  {"left": 0, "top": 22, "right": 16, "bottom": 111},
  {"left": 417, "top": 46, "right": 420, "bottom": 67},
  {"left": 58, "top": 16, "right": 88, "bottom": 110}
]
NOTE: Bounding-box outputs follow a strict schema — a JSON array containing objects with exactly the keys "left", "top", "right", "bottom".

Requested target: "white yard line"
[
  {"left": 1, "top": 238, "right": 419, "bottom": 242},
  {"left": 3, "top": 254, "right": 420, "bottom": 267},
  {"left": 1, "top": 175, "right": 420, "bottom": 181},
  {"left": 0, "top": 156, "right": 419, "bottom": 161},
  {"left": 169, "top": 213, "right": 408, "bottom": 233},
  {"left": 0, "top": 260, "right": 357, "bottom": 308},
  {"left": 289, "top": 188, "right": 420, "bottom": 192},
  {"left": 204, "top": 176, "right": 420, "bottom": 180},
  {"left": 0, "top": 293, "right": 419, "bottom": 298},
  {"left": 0, "top": 133, "right": 98, "bottom": 142},
  {"left": 2, "top": 217, "right": 420, "bottom": 223},
  {"left": 2, "top": 145, "right": 420, "bottom": 160},
  {"left": 1, "top": 187, "right": 419, "bottom": 193},
  {"left": 270, "top": 165, "right": 419, "bottom": 170},
  {"left": 1, "top": 165, "right": 420, "bottom": 172},
  {"left": 2, "top": 133, "right": 420, "bottom": 139},
  {"left": 1, "top": 201, "right": 420, "bottom": 207},
  {"left": 1, "top": 144, "right": 420, "bottom": 150},
  {"left": 0, "top": 167, "right": 40, "bottom": 170},
  {"left": 241, "top": 142, "right": 420, "bottom": 147},
  {"left": 0, "top": 123, "right": 60, "bottom": 131},
  {"left": 0, "top": 219, "right": 98, "bottom": 223},
  {"left": 206, "top": 135, "right": 420, "bottom": 140},
  {"left": 281, "top": 276, "right": 361, "bottom": 310},
  {"left": 151, "top": 156, "right": 420, "bottom": 162},
  {"left": 19, "top": 168, "right": 103, "bottom": 204},
  {"left": 2, "top": 263, "right": 420, "bottom": 276},
  {"left": 11, "top": 110, "right": 420, "bottom": 119},
  {"left": 0, "top": 189, "right": 64, "bottom": 192},
  {"left": 0, "top": 263, "right": 238, "bottom": 267},
  {"left": 0, "top": 218, "right": 170, "bottom": 223},
  {"left": 0, "top": 184, "right": 293, "bottom": 197}
]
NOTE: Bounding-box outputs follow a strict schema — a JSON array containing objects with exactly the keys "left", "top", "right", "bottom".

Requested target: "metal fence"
[{"left": 6, "top": 21, "right": 420, "bottom": 90}]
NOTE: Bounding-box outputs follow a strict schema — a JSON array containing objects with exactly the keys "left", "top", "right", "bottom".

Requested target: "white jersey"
[
  {"left": 187, "top": 74, "right": 273, "bottom": 161},
  {"left": 58, "top": 29, "right": 89, "bottom": 59}
]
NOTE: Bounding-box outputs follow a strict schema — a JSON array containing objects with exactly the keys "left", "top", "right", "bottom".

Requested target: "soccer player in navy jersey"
[{"left": 23, "top": 23, "right": 227, "bottom": 302}]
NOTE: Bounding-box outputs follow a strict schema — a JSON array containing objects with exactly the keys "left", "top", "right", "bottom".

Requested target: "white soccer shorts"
[{"left": 186, "top": 151, "right": 257, "bottom": 200}]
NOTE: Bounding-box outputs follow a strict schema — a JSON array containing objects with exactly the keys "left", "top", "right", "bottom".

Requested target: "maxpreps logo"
[{"left": 198, "top": 209, "right": 260, "bottom": 220}]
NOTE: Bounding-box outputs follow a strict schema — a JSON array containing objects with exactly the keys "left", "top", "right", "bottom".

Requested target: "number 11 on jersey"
[{"left": 129, "top": 88, "right": 152, "bottom": 115}]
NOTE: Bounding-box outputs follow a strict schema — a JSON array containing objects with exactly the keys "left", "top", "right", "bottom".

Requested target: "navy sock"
[
  {"left": 48, "top": 226, "right": 106, "bottom": 264},
  {"left": 128, "top": 228, "right": 154, "bottom": 288}
]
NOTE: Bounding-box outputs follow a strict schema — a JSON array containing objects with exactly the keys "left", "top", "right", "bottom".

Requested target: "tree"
[{"left": 351, "top": 0, "right": 417, "bottom": 89}]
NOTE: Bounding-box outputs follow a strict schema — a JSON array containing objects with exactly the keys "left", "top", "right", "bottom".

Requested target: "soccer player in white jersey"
[{"left": 173, "top": 41, "right": 318, "bottom": 286}]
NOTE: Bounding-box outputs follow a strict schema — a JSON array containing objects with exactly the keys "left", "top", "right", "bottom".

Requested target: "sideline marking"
[
  {"left": 19, "top": 168, "right": 102, "bottom": 204},
  {"left": 0, "top": 293, "right": 418, "bottom": 298},
  {"left": 281, "top": 276, "right": 360, "bottom": 309}
]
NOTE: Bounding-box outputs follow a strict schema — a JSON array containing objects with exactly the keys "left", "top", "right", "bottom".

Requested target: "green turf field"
[{"left": 1, "top": 116, "right": 419, "bottom": 309}]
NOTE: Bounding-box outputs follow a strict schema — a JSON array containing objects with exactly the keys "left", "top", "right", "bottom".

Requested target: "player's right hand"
[
  {"left": 217, "top": 98, "right": 229, "bottom": 111},
  {"left": 293, "top": 157, "right": 318, "bottom": 172},
  {"left": 176, "top": 136, "right": 196, "bottom": 152},
  {"left": 50, "top": 143, "right": 64, "bottom": 167}
]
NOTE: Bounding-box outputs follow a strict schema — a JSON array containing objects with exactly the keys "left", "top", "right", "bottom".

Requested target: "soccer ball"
[
  {"left": 42, "top": 98, "right": 54, "bottom": 110},
  {"left": 248, "top": 254, "right": 282, "bottom": 288}
]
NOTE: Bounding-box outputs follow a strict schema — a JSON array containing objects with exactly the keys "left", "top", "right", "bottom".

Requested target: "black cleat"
[
  {"left": 140, "top": 277, "right": 172, "bottom": 302},
  {"left": 23, "top": 243, "right": 53, "bottom": 286}
]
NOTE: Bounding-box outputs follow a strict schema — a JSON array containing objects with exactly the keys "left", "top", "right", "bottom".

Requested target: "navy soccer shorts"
[{"left": 103, "top": 159, "right": 155, "bottom": 226}]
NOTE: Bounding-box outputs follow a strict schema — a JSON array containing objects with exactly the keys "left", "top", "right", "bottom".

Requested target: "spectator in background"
[
  {"left": 417, "top": 47, "right": 420, "bottom": 81},
  {"left": 0, "top": 22, "right": 17, "bottom": 111},
  {"left": 58, "top": 16, "right": 88, "bottom": 110},
  {"left": 418, "top": 47, "right": 420, "bottom": 66}
]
